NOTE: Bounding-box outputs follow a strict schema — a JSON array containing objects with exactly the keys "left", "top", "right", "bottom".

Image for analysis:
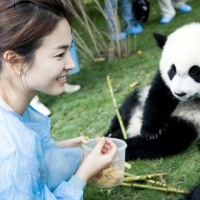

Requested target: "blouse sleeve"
[
  {"left": 40, "top": 176, "right": 87, "bottom": 200},
  {"left": 0, "top": 128, "right": 87, "bottom": 200},
  {"left": 39, "top": 138, "right": 87, "bottom": 200}
]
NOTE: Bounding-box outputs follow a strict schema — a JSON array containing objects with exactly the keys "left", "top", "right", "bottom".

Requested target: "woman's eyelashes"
[
  {"left": 55, "top": 50, "right": 68, "bottom": 60},
  {"left": 56, "top": 52, "right": 65, "bottom": 58},
  {"left": 55, "top": 46, "right": 71, "bottom": 59}
]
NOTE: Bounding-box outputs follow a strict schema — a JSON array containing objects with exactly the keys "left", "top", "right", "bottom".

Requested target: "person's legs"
[
  {"left": 158, "top": 0, "right": 176, "bottom": 17},
  {"left": 121, "top": 0, "right": 135, "bottom": 28},
  {"left": 158, "top": 0, "right": 176, "bottom": 24},
  {"left": 121, "top": 0, "right": 143, "bottom": 34},
  {"left": 172, "top": 0, "right": 186, "bottom": 8},
  {"left": 104, "top": 0, "right": 127, "bottom": 40}
]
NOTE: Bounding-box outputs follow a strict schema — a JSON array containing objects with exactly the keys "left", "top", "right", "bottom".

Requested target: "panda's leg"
[
  {"left": 125, "top": 116, "right": 197, "bottom": 160},
  {"left": 180, "top": 183, "right": 200, "bottom": 200}
]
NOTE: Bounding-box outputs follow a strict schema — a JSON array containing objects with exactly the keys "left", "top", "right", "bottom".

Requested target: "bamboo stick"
[
  {"left": 107, "top": 76, "right": 127, "bottom": 139},
  {"left": 124, "top": 172, "right": 168, "bottom": 182},
  {"left": 120, "top": 182, "right": 189, "bottom": 194},
  {"left": 146, "top": 179, "right": 175, "bottom": 188},
  {"left": 125, "top": 162, "right": 131, "bottom": 169}
]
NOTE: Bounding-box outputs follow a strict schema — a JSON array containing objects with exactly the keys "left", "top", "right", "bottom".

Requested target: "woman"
[{"left": 0, "top": 0, "right": 117, "bottom": 199}]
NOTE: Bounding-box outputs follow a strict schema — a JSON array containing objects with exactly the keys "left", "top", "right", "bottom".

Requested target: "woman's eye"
[{"left": 56, "top": 53, "right": 65, "bottom": 58}]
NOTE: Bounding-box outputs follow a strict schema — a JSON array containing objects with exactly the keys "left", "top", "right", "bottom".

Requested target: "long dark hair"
[{"left": 0, "top": 0, "right": 71, "bottom": 65}]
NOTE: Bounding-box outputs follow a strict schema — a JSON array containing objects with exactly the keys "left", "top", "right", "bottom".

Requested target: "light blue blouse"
[{"left": 0, "top": 103, "right": 87, "bottom": 199}]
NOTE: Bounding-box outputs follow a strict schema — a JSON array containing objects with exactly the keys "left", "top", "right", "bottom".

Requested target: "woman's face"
[{"left": 24, "top": 18, "right": 75, "bottom": 96}]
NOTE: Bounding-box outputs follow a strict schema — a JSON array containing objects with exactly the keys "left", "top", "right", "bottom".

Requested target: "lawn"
[{"left": 40, "top": 0, "right": 200, "bottom": 199}]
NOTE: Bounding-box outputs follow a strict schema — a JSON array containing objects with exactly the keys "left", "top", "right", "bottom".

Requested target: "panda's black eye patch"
[
  {"left": 168, "top": 64, "right": 176, "bottom": 80},
  {"left": 189, "top": 65, "right": 200, "bottom": 82}
]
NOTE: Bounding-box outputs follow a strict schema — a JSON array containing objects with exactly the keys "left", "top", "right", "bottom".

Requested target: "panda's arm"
[{"left": 141, "top": 70, "right": 179, "bottom": 139}]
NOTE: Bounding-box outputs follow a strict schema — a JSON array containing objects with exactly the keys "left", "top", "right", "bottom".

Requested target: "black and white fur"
[
  {"left": 105, "top": 23, "right": 200, "bottom": 160},
  {"left": 105, "top": 22, "right": 200, "bottom": 199}
]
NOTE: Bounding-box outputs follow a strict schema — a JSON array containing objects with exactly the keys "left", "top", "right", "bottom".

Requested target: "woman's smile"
[{"left": 57, "top": 75, "right": 67, "bottom": 84}]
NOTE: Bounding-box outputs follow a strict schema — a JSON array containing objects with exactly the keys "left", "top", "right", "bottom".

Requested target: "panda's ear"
[{"left": 152, "top": 33, "right": 167, "bottom": 49}]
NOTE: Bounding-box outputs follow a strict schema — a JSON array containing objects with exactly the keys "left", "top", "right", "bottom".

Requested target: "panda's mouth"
[
  {"left": 179, "top": 98, "right": 190, "bottom": 101},
  {"left": 176, "top": 95, "right": 194, "bottom": 101}
]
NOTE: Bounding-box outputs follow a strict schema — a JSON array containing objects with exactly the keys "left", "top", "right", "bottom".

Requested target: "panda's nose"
[{"left": 175, "top": 92, "right": 187, "bottom": 97}]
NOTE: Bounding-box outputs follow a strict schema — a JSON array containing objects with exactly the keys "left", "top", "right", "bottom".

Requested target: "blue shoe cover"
[
  {"left": 178, "top": 4, "right": 192, "bottom": 13},
  {"left": 160, "top": 16, "right": 174, "bottom": 24}
]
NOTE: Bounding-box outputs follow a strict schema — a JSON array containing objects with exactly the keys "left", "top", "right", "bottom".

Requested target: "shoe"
[
  {"left": 111, "top": 32, "right": 127, "bottom": 41},
  {"left": 127, "top": 24, "right": 143, "bottom": 35},
  {"left": 30, "top": 95, "right": 51, "bottom": 116},
  {"left": 160, "top": 16, "right": 174, "bottom": 24},
  {"left": 64, "top": 83, "right": 81, "bottom": 93},
  {"left": 177, "top": 4, "right": 192, "bottom": 13}
]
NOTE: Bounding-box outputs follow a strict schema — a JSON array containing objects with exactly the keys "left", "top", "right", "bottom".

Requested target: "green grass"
[{"left": 40, "top": 0, "right": 200, "bottom": 199}]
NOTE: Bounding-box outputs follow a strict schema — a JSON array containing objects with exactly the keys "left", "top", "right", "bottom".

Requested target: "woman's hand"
[
  {"left": 75, "top": 137, "right": 117, "bottom": 182},
  {"left": 56, "top": 136, "right": 88, "bottom": 148}
]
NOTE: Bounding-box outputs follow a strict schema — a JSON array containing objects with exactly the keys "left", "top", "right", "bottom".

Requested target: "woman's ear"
[{"left": 3, "top": 50, "right": 23, "bottom": 75}]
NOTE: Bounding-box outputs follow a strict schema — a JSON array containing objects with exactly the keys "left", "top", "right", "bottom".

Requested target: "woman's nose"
[{"left": 64, "top": 53, "right": 76, "bottom": 70}]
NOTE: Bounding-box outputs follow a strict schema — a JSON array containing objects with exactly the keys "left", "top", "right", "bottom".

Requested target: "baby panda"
[{"left": 105, "top": 22, "right": 200, "bottom": 161}]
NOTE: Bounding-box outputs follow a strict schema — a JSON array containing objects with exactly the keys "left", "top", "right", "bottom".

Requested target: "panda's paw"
[
  {"left": 149, "top": 131, "right": 162, "bottom": 140},
  {"left": 141, "top": 129, "right": 162, "bottom": 140},
  {"left": 149, "top": 132, "right": 160, "bottom": 140}
]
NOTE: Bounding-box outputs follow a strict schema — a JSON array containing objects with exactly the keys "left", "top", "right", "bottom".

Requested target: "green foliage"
[{"left": 40, "top": 0, "right": 200, "bottom": 199}]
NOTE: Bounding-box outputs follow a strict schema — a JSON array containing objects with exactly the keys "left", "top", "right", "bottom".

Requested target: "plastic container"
[{"left": 82, "top": 138, "right": 127, "bottom": 188}]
